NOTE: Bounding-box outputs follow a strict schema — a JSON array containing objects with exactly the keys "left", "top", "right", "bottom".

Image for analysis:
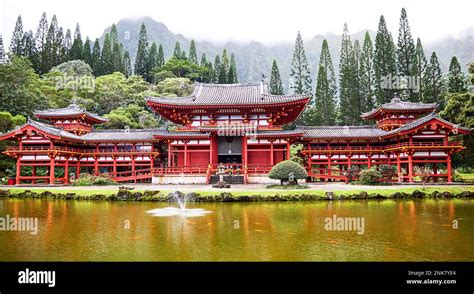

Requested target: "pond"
[{"left": 0, "top": 198, "right": 473, "bottom": 261}]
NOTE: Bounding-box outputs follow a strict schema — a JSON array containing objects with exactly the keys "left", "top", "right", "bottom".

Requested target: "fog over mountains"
[{"left": 100, "top": 16, "right": 474, "bottom": 88}]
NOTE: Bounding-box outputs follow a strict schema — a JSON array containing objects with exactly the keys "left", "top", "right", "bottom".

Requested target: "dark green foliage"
[
  {"left": 134, "top": 23, "right": 149, "bottom": 77},
  {"left": 69, "top": 23, "right": 83, "bottom": 61},
  {"left": 374, "top": 15, "right": 397, "bottom": 105},
  {"left": 422, "top": 52, "right": 444, "bottom": 104},
  {"left": 269, "top": 59, "right": 284, "bottom": 95},
  {"left": 173, "top": 41, "right": 182, "bottom": 59},
  {"left": 9, "top": 15, "right": 24, "bottom": 56},
  {"left": 269, "top": 160, "right": 308, "bottom": 185},
  {"left": 358, "top": 168, "right": 383, "bottom": 185},
  {"left": 83, "top": 38, "right": 92, "bottom": 66},
  {"left": 123, "top": 51, "right": 132, "bottom": 77},
  {"left": 447, "top": 56, "right": 467, "bottom": 93},
  {"left": 290, "top": 31, "right": 312, "bottom": 94},
  {"left": 314, "top": 65, "right": 336, "bottom": 125},
  {"left": 412, "top": 38, "right": 427, "bottom": 100},
  {"left": 71, "top": 174, "right": 116, "bottom": 186},
  {"left": 100, "top": 33, "right": 113, "bottom": 74},
  {"left": 359, "top": 32, "right": 376, "bottom": 113},
  {"left": 91, "top": 38, "right": 101, "bottom": 75},
  {"left": 188, "top": 40, "right": 198, "bottom": 64},
  {"left": 157, "top": 44, "right": 165, "bottom": 68},
  {"left": 145, "top": 42, "right": 158, "bottom": 82}
]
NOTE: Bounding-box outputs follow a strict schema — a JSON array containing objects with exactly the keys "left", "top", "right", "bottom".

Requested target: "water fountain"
[{"left": 146, "top": 191, "right": 212, "bottom": 217}]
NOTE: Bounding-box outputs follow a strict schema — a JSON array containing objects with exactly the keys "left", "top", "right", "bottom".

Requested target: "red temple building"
[{"left": 0, "top": 82, "right": 470, "bottom": 185}]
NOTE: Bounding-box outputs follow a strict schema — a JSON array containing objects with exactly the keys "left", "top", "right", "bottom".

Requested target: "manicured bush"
[
  {"left": 358, "top": 168, "right": 383, "bottom": 185},
  {"left": 71, "top": 174, "right": 117, "bottom": 186},
  {"left": 378, "top": 164, "right": 397, "bottom": 181},
  {"left": 268, "top": 160, "right": 308, "bottom": 185}
]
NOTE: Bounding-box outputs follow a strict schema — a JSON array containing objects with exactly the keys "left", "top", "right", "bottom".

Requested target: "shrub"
[
  {"left": 378, "top": 164, "right": 397, "bottom": 181},
  {"left": 71, "top": 174, "right": 116, "bottom": 186},
  {"left": 268, "top": 160, "right": 308, "bottom": 185},
  {"left": 358, "top": 168, "right": 383, "bottom": 185}
]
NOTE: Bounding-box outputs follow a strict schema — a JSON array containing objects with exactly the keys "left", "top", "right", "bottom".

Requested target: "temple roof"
[
  {"left": 298, "top": 125, "right": 387, "bottom": 139},
  {"left": 146, "top": 82, "right": 311, "bottom": 107},
  {"left": 361, "top": 98, "right": 437, "bottom": 119},
  {"left": 82, "top": 129, "right": 158, "bottom": 142},
  {"left": 34, "top": 104, "right": 108, "bottom": 123}
]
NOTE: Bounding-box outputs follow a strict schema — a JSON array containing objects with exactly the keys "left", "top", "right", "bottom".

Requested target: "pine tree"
[
  {"left": 315, "top": 66, "right": 337, "bottom": 125},
  {"left": 0, "top": 35, "right": 5, "bottom": 62},
  {"left": 289, "top": 31, "right": 312, "bottom": 94},
  {"left": 189, "top": 40, "right": 198, "bottom": 64},
  {"left": 134, "top": 23, "right": 149, "bottom": 78},
  {"left": 10, "top": 15, "right": 24, "bottom": 56},
  {"left": 213, "top": 55, "right": 221, "bottom": 83},
  {"left": 173, "top": 41, "right": 182, "bottom": 59},
  {"left": 112, "top": 42, "right": 123, "bottom": 73},
  {"left": 411, "top": 38, "right": 427, "bottom": 101},
  {"left": 218, "top": 49, "right": 229, "bottom": 83},
  {"left": 83, "top": 38, "right": 92, "bottom": 67},
  {"left": 447, "top": 56, "right": 467, "bottom": 93},
  {"left": 145, "top": 42, "right": 158, "bottom": 82},
  {"left": 35, "top": 12, "right": 49, "bottom": 73},
  {"left": 110, "top": 24, "right": 119, "bottom": 45},
  {"left": 123, "top": 51, "right": 132, "bottom": 77},
  {"left": 69, "top": 23, "right": 83, "bottom": 60},
  {"left": 22, "top": 31, "right": 37, "bottom": 63},
  {"left": 359, "top": 32, "right": 376, "bottom": 113},
  {"left": 101, "top": 33, "right": 113, "bottom": 74},
  {"left": 200, "top": 53, "right": 207, "bottom": 68},
  {"left": 397, "top": 8, "right": 416, "bottom": 99},
  {"left": 44, "top": 15, "right": 57, "bottom": 71},
  {"left": 61, "top": 29, "right": 72, "bottom": 63},
  {"left": 91, "top": 38, "right": 101, "bottom": 76},
  {"left": 204, "top": 61, "right": 214, "bottom": 83},
  {"left": 55, "top": 27, "right": 65, "bottom": 63},
  {"left": 228, "top": 53, "right": 238, "bottom": 83},
  {"left": 423, "top": 52, "right": 444, "bottom": 104},
  {"left": 157, "top": 44, "right": 165, "bottom": 68},
  {"left": 374, "top": 15, "right": 397, "bottom": 105},
  {"left": 269, "top": 59, "right": 284, "bottom": 95},
  {"left": 318, "top": 39, "right": 337, "bottom": 104},
  {"left": 339, "top": 23, "right": 359, "bottom": 125}
]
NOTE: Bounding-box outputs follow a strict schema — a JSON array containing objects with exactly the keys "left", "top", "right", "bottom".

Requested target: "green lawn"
[
  {"left": 459, "top": 173, "right": 474, "bottom": 182},
  {"left": 3, "top": 186, "right": 473, "bottom": 197}
]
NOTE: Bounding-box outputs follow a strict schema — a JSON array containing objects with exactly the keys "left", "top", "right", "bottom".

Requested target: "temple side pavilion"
[{"left": 0, "top": 82, "right": 470, "bottom": 185}]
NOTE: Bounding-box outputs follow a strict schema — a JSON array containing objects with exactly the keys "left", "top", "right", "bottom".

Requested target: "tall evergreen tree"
[
  {"left": 55, "top": 27, "right": 65, "bottom": 63},
  {"left": 228, "top": 53, "right": 238, "bottom": 83},
  {"left": 35, "top": 12, "right": 49, "bottom": 73},
  {"left": 0, "top": 35, "right": 5, "bottom": 62},
  {"left": 173, "top": 41, "right": 182, "bottom": 59},
  {"left": 338, "top": 23, "right": 359, "bottom": 125},
  {"left": 83, "top": 38, "right": 92, "bottom": 67},
  {"left": 62, "top": 29, "right": 72, "bottom": 62},
  {"left": 200, "top": 53, "right": 207, "bottom": 68},
  {"left": 9, "top": 15, "right": 24, "bottom": 56},
  {"left": 157, "top": 44, "right": 165, "bottom": 68},
  {"left": 110, "top": 24, "right": 119, "bottom": 45},
  {"left": 21, "top": 30, "right": 37, "bottom": 63},
  {"left": 91, "top": 38, "right": 101, "bottom": 76},
  {"left": 146, "top": 42, "right": 158, "bottom": 82},
  {"left": 269, "top": 59, "right": 284, "bottom": 95},
  {"left": 69, "top": 23, "right": 83, "bottom": 60},
  {"left": 315, "top": 65, "right": 337, "bottom": 125},
  {"left": 204, "top": 62, "right": 214, "bottom": 83},
  {"left": 423, "top": 52, "right": 444, "bottom": 104},
  {"left": 100, "top": 33, "right": 113, "bottom": 74},
  {"left": 289, "top": 31, "right": 312, "bottom": 94},
  {"left": 134, "top": 23, "right": 149, "bottom": 77},
  {"left": 213, "top": 55, "right": 221, "bottom": 83},
  {"left": 123, "top": 51, "right": 132, "bottom": 77},
  {"left": 218, "top": 49, "right": 229, "bottom": 83},
  {"left": 44, "top": 15, "right": 58, "bottom": 71},
  {"left": 318, "top": 39, "right": 337, "bottom": 104},
  {"left": 447, "top": 56, "right": 467, "bottom": 93},
  {"left": 359, "top": 32, "right": 376, "bottom": 113},
  {"left": 188, "top": 40, "right": 198, "bottom": 64},
  {"left": 374, "top": 15, "right": 397, "bottom": 105},
  {"left": 412, "top": 38, "right": 427, "bottom": 101},
  {"left": 112, "top": 42, "right": 123, "bottom": 73},
  {"left": 397, "top": 8, "right": 416, "bottom": 99}
]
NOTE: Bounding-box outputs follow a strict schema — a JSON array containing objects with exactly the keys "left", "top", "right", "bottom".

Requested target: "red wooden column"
[
  {"left": 367, "top": 155, "right": 372, "bottom": 169},
  {"left": 433, "top": 163, "right": 438, "bottom": 183},
  {"left": 64, "top": 157, "right": 69, "bottom": 184},
  {"left": 408, "top": 152, "right": 414, "bottom": 183},
  {"left": 15, "top": 155, "right": 21, "bottom": 185},
  {"left": 327, "top": 154, "right": 332, "bottom": 181},
  {"left": 183, "top": 140, "right": 188, "bottom": 171},
  {"left": 167, "top": 141, "right": 172, "bottom": 168},
  {"left": 131, "top": 155, "right": 136, "bottom": 183},
  {"left": 112, "top": 155, "right": 118, "bottom": 177},
  {"left": 269, "top": 139, "right": 275, "bottom": 166},
  {"left": 49, "top": 155, "right": 55, "bottom": 185},
  {"left": 76, "top": 157, "right": 81, "bottom": 179},
  {"left": 286, "top": 140, "right": 291, "bottom": 160},
  {"left": 446, "top": 152, "right": 452, "bottom": 183},
  {"left": 242, "top": 136, "right": 248, "bottom": 166},
  {"left": 396, "top": 152, "right": 401, "bottom": 182},
  {"left": 94, "top": 156, "right": 99, "bottom": 176}
]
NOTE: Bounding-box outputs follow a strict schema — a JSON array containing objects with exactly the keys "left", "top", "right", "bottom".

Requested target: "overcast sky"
[{"left": 1, "top": 0, "right": 473, "bottom": 48}]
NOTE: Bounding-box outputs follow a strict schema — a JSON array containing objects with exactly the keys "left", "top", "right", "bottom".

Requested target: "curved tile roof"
[
  {"left": 298, "top": 125, "right": 387, "bottom": 139},
  {"left": 34, "top": 104, "right": 107, "bottom": 123},
  {"left": 361, "top": 98, "right": 437, "bottom": 119},
  {"left": 146, "top": 82, "right": 311, "bottom": 106}
]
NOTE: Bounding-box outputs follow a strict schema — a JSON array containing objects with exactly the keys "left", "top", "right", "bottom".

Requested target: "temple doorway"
[{"left": 217, "top": 136, "right": 242, "bottom": 165}]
